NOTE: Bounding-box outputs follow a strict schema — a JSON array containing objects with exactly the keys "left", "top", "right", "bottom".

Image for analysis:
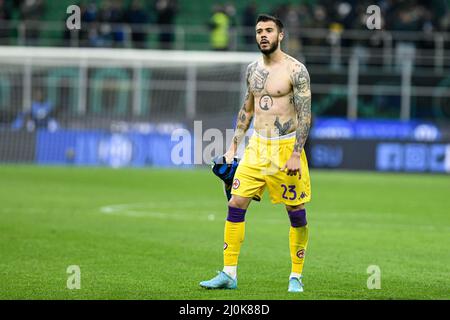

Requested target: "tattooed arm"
[
  {"left": 292, "top": 63, "right": 312, "bottom": 154},
  {"left": 281, "top": 63, "right": 311, "bottom": 176},
  {"left": 224, "top": 64, "right": 255, "bottom": 163}
]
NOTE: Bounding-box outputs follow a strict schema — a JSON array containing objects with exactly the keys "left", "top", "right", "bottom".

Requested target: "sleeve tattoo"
[
  {"left": 291, "top": 63, "right": 311, "bottom": 153},
  {"left": 231, "top": 63, "right": 255, "bottom": 150}
]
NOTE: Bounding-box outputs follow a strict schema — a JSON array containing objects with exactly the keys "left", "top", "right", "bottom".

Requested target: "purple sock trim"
[
  {"left": 227, "top": 206, "right": 246, "bottom": 222},
  {"left": 287, "top": 209, "right": 307, "bottom": 227}
]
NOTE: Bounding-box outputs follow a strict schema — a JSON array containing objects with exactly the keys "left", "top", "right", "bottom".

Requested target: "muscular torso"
[{"left": 248, "top": 56, "right": 299, "bottom": 137}]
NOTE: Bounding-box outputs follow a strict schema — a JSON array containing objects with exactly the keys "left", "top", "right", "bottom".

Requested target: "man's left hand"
[{"left": 281, "top": 152, "right": 302, "bottom": 178}]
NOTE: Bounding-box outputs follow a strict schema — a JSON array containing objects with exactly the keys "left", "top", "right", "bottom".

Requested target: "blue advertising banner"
[
  {"left": 310, "top": 139, "right": 450, "bottom": 173},
  {"left": 376, "top": 143, "right": 450, "bottom": 173},
  {"left": 36, "top": 129, "right": 186, "bottom": 167},
  {"left": 311, "top": 118, "right": 441, "bottom": 141}
]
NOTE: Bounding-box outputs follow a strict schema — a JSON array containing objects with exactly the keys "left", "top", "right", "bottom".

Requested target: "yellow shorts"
[{"left": 231, "top": 132, "right": 311, "bottom": 206}]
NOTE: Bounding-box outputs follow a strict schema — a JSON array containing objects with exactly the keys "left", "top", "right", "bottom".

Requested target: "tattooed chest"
[
  {"left": 249, "top": 68, "right": 291, "bottom": 97},
  {"left": 249, "top": 67, "right": 269, "bottom": 93}
]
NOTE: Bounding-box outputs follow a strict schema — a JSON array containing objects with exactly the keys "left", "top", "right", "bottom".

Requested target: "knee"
[
  {"left": 228, "top": 196, "right": 250, "bottom": 210},
  {"left": 227, "top": 197, "right": 248, "bottom": 223},
  {"left": 286, "top": 205, "right": 307, "bottom": 227},
  {"left": 286, "top": 204, "right": 305, "bottom": 212}
]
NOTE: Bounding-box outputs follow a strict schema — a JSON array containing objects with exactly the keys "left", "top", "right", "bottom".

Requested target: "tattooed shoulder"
[
  {"left": 291, "top": 62, "right": 310, "bottom": 95},
  {"left": 246, "top": 61, "right": 258, "bottom": 84}
]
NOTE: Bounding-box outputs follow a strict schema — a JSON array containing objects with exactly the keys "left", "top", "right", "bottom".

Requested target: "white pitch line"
[
  {"left": 100, "top": 202, "right": 222, "bottom": 222},
  {"left": 98, "top": 202, "right": 450, "bottom": 231}
]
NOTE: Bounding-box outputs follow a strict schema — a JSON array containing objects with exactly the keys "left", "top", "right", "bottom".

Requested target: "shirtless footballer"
[{"left": 200, "top": 14, "right": 312, "bottom": 293}]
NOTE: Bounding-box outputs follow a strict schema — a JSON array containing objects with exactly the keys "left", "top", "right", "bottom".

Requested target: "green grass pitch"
[{"left": 0, "top": 165, "right": 449, "bottom": 300}]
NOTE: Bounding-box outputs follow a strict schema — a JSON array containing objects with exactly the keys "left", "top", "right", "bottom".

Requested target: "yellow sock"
[
  {"left": 223, "top": 206, "right": 247, "bottom": 267},
  {"left": 223, "top": 220, "right": 246, "bottom": 266},
  {"left": 289, "top": 225, "right": 309, "bottom": 274}
]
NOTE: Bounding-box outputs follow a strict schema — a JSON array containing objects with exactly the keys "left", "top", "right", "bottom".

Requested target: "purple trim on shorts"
[
  {"left": 227, "top": 206, "right": 246, "bottom": 223},
  {"left": 287, "top": 209, "right": 307, "bottom": 227}
]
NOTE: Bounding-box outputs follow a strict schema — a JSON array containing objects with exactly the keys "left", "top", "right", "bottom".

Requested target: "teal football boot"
[
  {"left": 199, "top": 271, "right": 237, "bottom": 289},
  {"left": 288, "top": 277, "right": 304, "bottom": 293}
]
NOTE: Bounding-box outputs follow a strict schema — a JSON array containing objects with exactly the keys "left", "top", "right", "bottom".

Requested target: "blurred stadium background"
[
  {"left": 0, "top": 0, "right": 450, "bottom": 300},
  {"left": 0, "top": 0, "right": 450, "bottom": 170}
]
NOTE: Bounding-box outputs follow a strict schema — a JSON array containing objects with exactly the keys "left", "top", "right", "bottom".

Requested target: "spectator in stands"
[
  {"left": 82, "top": 1, "right": 99, "bottom": 23},
  {"left": 289, "top": 4, "right": 313, "bottom": 48},
  {"left": 427, "top": 0, "right": 446, "bottom": 29},
  {"left": 224, "top": 2, "right": 237, "bottom": 49},
  {"left": 76, "top": 1, "right": 96, "bottom": 46},
  {"left": 0, "top": 0, "right": 12, "bottom": 45},
  {"left": 284, "top": 4, "right": 302, "bottom": 54},
  {"left": 431, "top": 0, "right": 448, "bottom": 31},
  {"left": 390, "top": 2, "right": 422, "bottom": 69},
  {"left": 272, "top": 3, "right": 288, "bottom": 22},
  {"left": 98, "top": 0, "right": 126, "bottom": 48},
  {"left": 94, "top": 0, "right": 110, "bottom": 47},
  {"left": 209, "top": 5, "right": 231, "bottom": 51},
  {"left": 20, "top": 0, "right": 46, "bottom": 46},
  {"left": 297, "top": 3, "right": 314, "bottom": 29},
  {"left": 242, "top": 2, "right": 257, "bottom": 48},
  {"left": 78, "top": 1, "right": 108, "bottom": 47},
  {"left": 391, "top": 2, "right": 422, "bottom": 32},
  {"left": 332, "top": 1, "right": 357, "bottom": 47},
  {"left": 125, "top": 0, "right": 150, "bottom": 49},
  {"left": 155, "top": 0, "right": 178, "bottom": 50},
  {"left": 0, "top": 0, "right": 11, "bottom": 20},
  {"left": 439, "top": 10, "right": 450, "bottom": 32},
  {"left": 308, "top": 5, "right": 329, "bottom": 46},
  {"left": 111, "top": 0, "right": 127, "bottom": 47},
  {"left": 419, "top": 6, "right": 436, "bottom": 49}
]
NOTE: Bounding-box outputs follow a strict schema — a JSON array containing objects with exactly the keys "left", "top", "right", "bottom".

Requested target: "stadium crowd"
[{"left": 0, "top": 0, "right": 449, "bottom": 49}]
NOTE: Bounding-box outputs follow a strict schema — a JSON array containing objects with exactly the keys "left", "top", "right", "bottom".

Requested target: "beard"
[{"left": 257, "top": 40, "right": 279, "bottom": 55}]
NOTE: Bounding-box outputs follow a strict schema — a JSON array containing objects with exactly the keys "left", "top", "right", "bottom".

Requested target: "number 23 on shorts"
[{"left": 281, "top": 184, "right": 297, "bottom": 200}]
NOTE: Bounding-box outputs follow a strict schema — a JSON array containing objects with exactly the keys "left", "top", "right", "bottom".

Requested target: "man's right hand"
[{"left": 223, "top": 149, "right": 236, "bottom": 164}]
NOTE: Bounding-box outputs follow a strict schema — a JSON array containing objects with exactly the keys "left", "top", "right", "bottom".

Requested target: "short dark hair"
[{"left": 256, "top": 14, "right": 284, "bottom": 32}]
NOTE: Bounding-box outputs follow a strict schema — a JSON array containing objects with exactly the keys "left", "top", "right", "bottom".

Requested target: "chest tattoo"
[
  {"left": 259, "top": 95, "right": 273, "bottom": 111},
  {"left": 250, "top": 67, "right": 269, "bottom": 93}
]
